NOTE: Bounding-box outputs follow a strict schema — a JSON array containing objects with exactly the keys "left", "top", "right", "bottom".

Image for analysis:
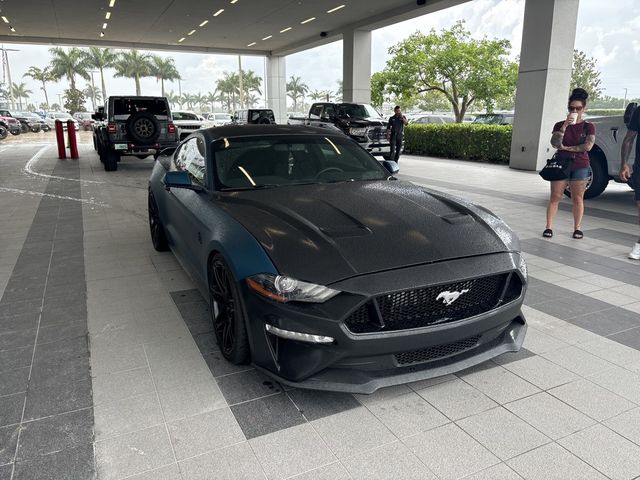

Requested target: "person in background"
[
  {"left": 543, "top": 88, "right": 596, "bottom": 240},
  {"left": 619, "top": 104, "right": 640, "bottom": 259},
  {"left": 386, "top": 105, "right": 408, "bottom": 164}
]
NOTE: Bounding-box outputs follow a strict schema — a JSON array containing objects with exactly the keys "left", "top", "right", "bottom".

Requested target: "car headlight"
[
  {"left": 518, "top": 256, "right": 527, "bottom": 281},
  {"left": 246, "top": 273, "right": 340, "bottom": 303},
  {"left": 349, "top": 127, "right": 367, "bottom": 136}
]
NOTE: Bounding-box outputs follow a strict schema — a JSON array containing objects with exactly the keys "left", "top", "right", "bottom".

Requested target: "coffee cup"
[{"left": 568, "top": 112, "right": 578, "bottom": 124}]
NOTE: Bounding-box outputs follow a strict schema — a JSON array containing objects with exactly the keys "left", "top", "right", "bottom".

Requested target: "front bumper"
[{"left": 244, "top": 252, "right": 527, "bottom": 394}]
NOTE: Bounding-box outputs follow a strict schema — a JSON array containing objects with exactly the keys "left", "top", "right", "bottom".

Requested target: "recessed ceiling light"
[
  {"left": 199, "top": 20, "right": 209, "bottom": 27},
  {"left": 105, "top": 11, "right": 111, "bottom": 19},
  {"left": 230, "top": 0, "right": 238, "bottom": 3},
  {"left": 280, "top": 27, "right": 292, "bottom": 33},
  {"left": 327, "top": 5, "right": 345, "bottom": 13},
  {"left": 262, "top": 35, "right": 272, "bottom": 40},
  {"left": 9, "top": 26, "right": 15, "bottom": 32},
  {"left": 300, "top": 17, "right": 315, "bottom": 24},
  {"left": 178, "top": 37, "right": 185, "bottom": 43},
  {"left": 247, "top": 41, "right": 256, "bottom": 47},
  {"left": 188, "top": 29, "right": 196, "bottom": 35},
  {"left": 109, "top": 0, "right": 116, "bottom": 7},
  {"left": 100, "top": 31, "right": 105, "bottom": 37},
  {"left": 1, "top": 16, "right": 8, "bottom": 24},
  {"left": 213, "top": 8, "right": 224, "bottom": 16},
  {"left": 102, "top": 23, "right": 108, "bottom": 29}
]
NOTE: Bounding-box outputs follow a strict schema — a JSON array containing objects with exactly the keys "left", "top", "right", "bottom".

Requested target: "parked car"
[
  {"left": 93, "top": 96, "right": 179, "bottom": 171},
  {"left": 148, "top": 124, "right": 528, "bottom": 393},
  {"left": 233, "top": 108, "right": 276, "bottom": 125},
  {"left": 209, "top": 112, "right": 233, "bottom": 126},
  {"left": 472, "top": 113, "right": 514, "bottom": 125},
  {"left": 0, "top": 115, "right": 22, "bottom": 136},
  {"left": 411, "top": 115, "right": 455, "bottom": 124},
  {"left": 288, "top": 102, "right": 391, "bottom": 159},
  {"left": 45, "top": 112, "right": 80, "bottom": 131},
  {"left": 0, "top": 109, "right": 46, "bottom": 133},
  {"left": 172, "top": 111, "right": 213, "bottom": 140},
  {"left": 73, "top": 111, "right": 96, "bottom": 131}
]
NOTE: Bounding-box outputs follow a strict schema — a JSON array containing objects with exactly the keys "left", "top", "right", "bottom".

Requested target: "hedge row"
[{"left": 404, "top": 124, "right": 512, "bottom": 164}]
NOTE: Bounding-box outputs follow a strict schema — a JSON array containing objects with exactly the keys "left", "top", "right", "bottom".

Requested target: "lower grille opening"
[{"left": 394, "top": 335, "right": 481, "bottom": 366}]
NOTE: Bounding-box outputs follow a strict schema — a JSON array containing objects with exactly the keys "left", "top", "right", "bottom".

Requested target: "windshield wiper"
[{"left": 220, "top": 184, "right": 278, "bottom": 191}]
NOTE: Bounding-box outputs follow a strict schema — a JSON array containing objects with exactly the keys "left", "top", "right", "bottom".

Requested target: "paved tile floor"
[{"left": 1, "top": 141, "right": 640, "bottom": 479}]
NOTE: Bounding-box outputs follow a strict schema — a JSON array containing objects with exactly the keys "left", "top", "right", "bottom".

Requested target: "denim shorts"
[{"left": 568, "top": 167, "right": 590, "bottom": 181}]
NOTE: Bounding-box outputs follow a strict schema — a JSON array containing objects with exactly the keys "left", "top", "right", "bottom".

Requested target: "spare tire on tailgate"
[{"left": 125, "top": 111, "right": 160, "bottom": 145}]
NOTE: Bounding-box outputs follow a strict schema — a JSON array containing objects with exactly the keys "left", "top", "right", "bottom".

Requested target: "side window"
[
  {"left": 173, "top": 143, "right": 189, "bottom": 171},
  {"left": 183, "top": 137, "right": 206, "bottom": 184},
  {"left": 309, "top": 105, "right": 323, "bottom": 120},
  {"left": 323, "top": 105, "right": 336, "bottom": 120}
]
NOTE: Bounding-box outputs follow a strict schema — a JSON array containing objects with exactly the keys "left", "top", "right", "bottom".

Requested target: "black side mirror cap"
[
  {"left": 382, "top": 160, "right": 399, "bottom": 174},
  {"left": 163, "top": 171, "right": 203, "bottom": 192}
]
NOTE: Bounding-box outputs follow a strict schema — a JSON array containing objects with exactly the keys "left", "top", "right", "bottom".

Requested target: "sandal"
[
  {"left": 543, "top": 229, "right": 553, "bottom": 238},
  {"left": 573, "top": 229, "right": 583, "bottom": 239}
]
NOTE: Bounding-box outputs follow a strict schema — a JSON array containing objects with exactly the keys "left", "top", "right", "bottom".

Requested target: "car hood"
[
  {"left": 340, "top": 116, "right": 386, "bottom": 127},
  {"left": 217, "top": 181, "right": 517, "bottom": 285}
]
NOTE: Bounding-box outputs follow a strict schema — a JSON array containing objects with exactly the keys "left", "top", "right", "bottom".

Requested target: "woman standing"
[{"left": 543, "top": 88, "right": 596, "bottom": 239}]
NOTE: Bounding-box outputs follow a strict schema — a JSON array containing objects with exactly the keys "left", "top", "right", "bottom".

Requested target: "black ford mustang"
[{"left": 148, "top": 125, "right": 527, "bottom": 393}]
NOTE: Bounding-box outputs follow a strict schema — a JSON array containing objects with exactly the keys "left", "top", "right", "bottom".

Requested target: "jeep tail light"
[
  {"left": 168, "top": 123, "right": 177, "bottom": 134},
  {"left": 107, "top": 123, "right": 117, "bottom": 134}
]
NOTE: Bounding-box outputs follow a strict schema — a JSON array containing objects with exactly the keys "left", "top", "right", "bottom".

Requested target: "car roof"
[{"left": 198, "top": 124, "right": 346, "bottom": 142}]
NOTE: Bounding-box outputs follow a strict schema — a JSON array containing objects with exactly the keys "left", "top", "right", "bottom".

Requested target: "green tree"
[
  {"left": 166, "top": 90, "right": 182, "bottom": 109},
  {"left": 48, "top": 47, "right": 89, "bottom": 91},
  {"left": 570, "top": 49, "right": 602, "bottom": 100},
  {"left": 216, "top": 72, "right": 239, "bottom": 112},
  {"left": 240, "top": 70, "right": 262, "bottom": 101},
  {"left": 38, "top": 102, "right": 48, "bottom": 110},
  {"left": 83, "top": 84, "right": 102, "bottom": 111},
  {"left": 379, "top": 22, "right": 518, "bottom": 122},
  {"left": 113, "top": 50, "right": 152, "bottom": 95},
  {"left": 204, "top": 91, "right": 219, "bottom": 111},
  {"left": 63, "top": 88, "right": 86, "bottom": 114},
  {"left": 26, "top": 103, "right": 36, "bottom": 112},
  {"left": 181, "top": 93, "right": 196, "bottom": 110},
  {"left": 23, "top": 66, "right": 54, "bottom": 109},
  {"left": 286, "top": 75, "right": 308, "bottom": 111},
  {"left": 81, "top": 47, "right": 118, "bottom": 101},
  {"left": 309, "top": 89, "right": 324, "bottom": 102},
  {"left": 151, "top": 56, "right": 181, "bottom": 97},
  {"left": 50, "top": 103, "right": 61, "bottom": 111},
  {"left": 11, "top": 82, "right": 32, "bottom": 110},
  {"left": 335, "top": 80, "right": 343, "bottom": 101}
]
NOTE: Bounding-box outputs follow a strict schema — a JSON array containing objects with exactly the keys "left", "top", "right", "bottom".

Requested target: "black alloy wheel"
[
  {"left": 42, "top": 124, "right": 50, "bottom": 132},
  {"left": 19, "top": 122, "right": 28, "bottom": 134},
  {"left": 0, "top": 125, "right": 7, "bottom": 140},
  {"left": 148, "top": 191, "right": 169, "bottom": 252},
  {"left": 30, "top": 124, "right": 41, "bottom": 133},
  {"left": 9, "top": 129, "right": 20, "bottom": 136},
  {"left": 209, "top": 254, "right": 250, "bottom": 364}
]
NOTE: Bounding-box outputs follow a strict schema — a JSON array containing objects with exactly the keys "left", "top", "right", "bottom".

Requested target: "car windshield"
[
  {"left": 54, "top": 113, "right": 73, "bottom": 119},
  {"left": 214, "top": 134, "right": 389, "bottom": 190},
  {"left": 173, "top": 112, "right": 199, "bottom": 121},
  {"left": 112, "top": 98, "right": 168, "bottom": 119},
  {"left": 473, "top": 114, "right": 512, "bottom": 125},
  {"left": 336, "top": 103, "right": 381, "bottom": 119},
  {"left": 214, "top": 114, "right": 231, "bottom": 120}
]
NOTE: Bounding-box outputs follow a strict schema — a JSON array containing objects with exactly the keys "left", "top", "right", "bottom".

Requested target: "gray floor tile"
[
  {"left": 12, "top": 443, "right": 95, "bottom": 480},
  {"left": 0, "top": 424, "right": 19, "bottom": 465},
  {"left": 548, "top": 379, "right": 636, "bottom": 422},
  {"left": 178, "top": 442, "right": 266, "bottom": 480},
  {"left": 365, "top": 391, "right": 449, "bottom": 438},
  {"left": 125, "top": 463, "right": 183, "bottom": 480},
  {"left": 16, "top": 408, "right": 94, "bottom": 462},
  {"left": 462, "top": 463, "right": 522, "bottom": 480},
  {"left": 95, "top": 425, "right": 175, "bottom": 480},
  {"left": 0, "top": 346, "right": 33, "bottom": 372},
  {"left": 36, "top": 322, "right": 87, "bottom": 346},
  {"left": 89, "top": 343, "right": 148, "bottom": 375},
  {"left": 28, "top": 355, "right": 90, "bottom": 389},
  {"left": 168, "top": 408, "right": 244, "bottom": 461},
  {"left": 0, "top": 328, "right": 36, "bottom": 351},
  {"left": 23, "top": 378, "right": 92, "bottom": 421},
  {"left": 202, "top": 350, "right": 253, "bottom": 377},
  {"left": 250, "top": 423, "right": 336, "bottom": 480},
  {"left": 287, "top": 389, "right": 360, "bottom": 422},
  {"left": 588, "top": 365, "right": 640, "bottom": 404},
  {"left": 501, "top": 355, "right": 578, "bottom": 390},
  {"left": 608, "top": 326, "right": 640, "bottom": 351},
  {"left": 604, "top": 408, "right": 640, "bottom": 445},
  {"left": 0, "top": 393, "right": 25, "bottom": 427},
  {"left": 217, "top": 369, "right": 283, "bottom": 405},
  {"left": 354, "top": 384, "right": 413, "bottom": 406},
  {"left": 569, "top": 308, "right": 640, "bottom": 336},
  {"left": 558, "top": 424, "right": 640, "bottom": 479},
  {"left": 541, "top": 345, "right": 615, "bottom": 377},
  {"left": 507, "top": 442, "right": 607, "bottom": 480},
  {"left": 458, "top": 362, "right": 541, "bottom": 404},
  {"left": 578, "top": 337, "right": 640, "bottom": 366},
  {"left": 288, "top": 462, "right": 350, "bottom": 480},
  {"left": 416, "top": 377, "right": 498, "bottom": 421},
  {"left": 231, "top": 392, "right": 305, "bottom": 440},
  {"left": 94, "top": 392, "right": 164, "bottom": 440},
  {"left": 31, "top": 336, "right": 88, "bottom": 365},
  {"left": 342, "top": 440, "right": 437, "bottom": 480},
  {"left": 312, "top": 407, "right": 396, "bottom": 460},
  {"left": 92, "top": 366, "right": 156, "bottom": 405},
  {"left": 457, "top": 407, "right": 550, "bottom": 460},
  {"left": 157, "top": 378, "right": 227, "bottom": 422},
  {"left": 0, "top": 464, "right": 11, "bottom": 480},
  {"left": 193, "top": 332, "right": 219, "bottom": 355},
  {"left": 404, "top": 422, "right": 499, "bottom": 480}
]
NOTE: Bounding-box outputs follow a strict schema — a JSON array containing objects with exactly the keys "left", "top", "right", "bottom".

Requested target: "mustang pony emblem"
[{"left": 436, "top": 289, "right": 469, "bottom": 306}]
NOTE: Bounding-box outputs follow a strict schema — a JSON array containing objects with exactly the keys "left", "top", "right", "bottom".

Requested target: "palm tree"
[
  {"left": 192, "top": 92, "right": 206, "bottom": 112},
  {"left": 309, "top": 89, "right": 325, "bottom": 102},
  {"left": 113, "top": 50, "right": 152, "bottom": 95},
  {"left": 335, "top": 80, "right": 343, "bottom": 101},
  {"left": 11, "top": 82, "right": 32, "bottom": 110},
  {"left": 166, "top": 90, "right": 181, "bottom": 109},
  {"left": 204, "top": 91, "right": 219, "bottom": 112},
  {"left": 48, "top": 47, "right": 89, "bottom": 91},
  {"left": 240, "top": 70, "right": 262, "bottom": 104},
  {"left": 216, "top": 72, "right": 239, "bottom": 112},
  {"left": 286, "top": 75, "right": 309, "bottom": 111},
  {"left": 150, "top": 56, "right": 181, "bottom": 97},
  {"left": 246, "top": 94, "right": 260, "bottom": 108},
  {"left": 83, "top": 84, "right": 102, "bottom": 111},
  {"left": 23, "top": 66, "right": 54, "bottom": 109},
  {"left": 181, "top": 93, "right": 196, "bottom": 110},
  {"left": 81, "top": 47, "right": 118, "bottom": 101}
]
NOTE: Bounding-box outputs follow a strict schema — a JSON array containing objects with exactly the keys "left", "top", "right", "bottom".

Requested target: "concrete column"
[
  {"left": 266, "top": 55, "right": 287, "bottom": 125},
  {"left": 342, "top": 29, "right": 372, "bottom": 103},
  {"left": 510, "top": 0, "right": 580, "bottom": 170}
]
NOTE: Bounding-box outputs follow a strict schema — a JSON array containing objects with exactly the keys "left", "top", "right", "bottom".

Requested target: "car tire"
[
  {"left": 148, "top": 191, "right": 169, "bottom": 252},
  {"left": 10, "top": 129, "right": 20, "bottom": 136},
  {"left": 125, "top": 111, "right": 161, "bottom": 145},
  {"left": 209, "top": 254, "right": 251, "bottom": 365},
  {"left": 0, "top": 125, "right": 7, "bottom": 140},
  {"left": 30, "top": 125, "right": 41, "bottom": 133},
  {"left": 104, "top": 149, "right": 118, "bottom": 171},
  {"left": 19, "top": 122, "right": 28, "bottom": 134},
  {"left": 97, "top": 142, "right": 105, "bottom": 163},
  {"left": 564, "top": 150, "right": 608, "bottom": 200},
  {"left": 42, "top": 125, "right": 50, "bottom": 132}
]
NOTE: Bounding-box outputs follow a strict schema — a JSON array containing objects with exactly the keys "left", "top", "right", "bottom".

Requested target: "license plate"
[{"left": 115, "top": 144, "right": 127, "bottom": 150}]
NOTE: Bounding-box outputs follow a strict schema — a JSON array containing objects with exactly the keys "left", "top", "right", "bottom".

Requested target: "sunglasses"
[{"left": 568, "top": 106, "right": 584, "bottom": 112}]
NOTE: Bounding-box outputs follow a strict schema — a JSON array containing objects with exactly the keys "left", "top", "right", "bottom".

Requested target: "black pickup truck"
[{"left": 288, "top": 102, "right": 391, "bottom": 158}]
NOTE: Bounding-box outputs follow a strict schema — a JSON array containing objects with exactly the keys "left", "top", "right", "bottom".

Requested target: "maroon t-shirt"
[{"left": 553, "top": 121, "right": 596, "bottom": 169}]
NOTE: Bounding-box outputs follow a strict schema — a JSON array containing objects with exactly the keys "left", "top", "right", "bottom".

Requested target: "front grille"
[
  {"left": 345, "top": 273, "right": 522, "bottom": 334},
  {"left": 395, "top": 335, "right": 481, "bottom": 365},
  {"left": 367, "top": 126, "right": 386, "bottom": 140},
  {"left": 179, "top": 124, "right": 201, "bottom": 130}
]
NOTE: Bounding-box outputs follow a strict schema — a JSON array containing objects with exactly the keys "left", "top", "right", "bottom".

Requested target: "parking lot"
[{"left": 2, "top": 139, "right": 640, "bottom": 480}]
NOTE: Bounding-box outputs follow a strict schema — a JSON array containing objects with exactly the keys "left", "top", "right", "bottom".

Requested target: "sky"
[{"left": 2, "top": 0, "right": 639, "bottom": 111}]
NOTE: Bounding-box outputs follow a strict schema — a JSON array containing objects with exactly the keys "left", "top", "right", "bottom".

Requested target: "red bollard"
[
  {"left": 55, "top": 120, "right": 66, "bottom": 159},
  {"left": 67, "top": 120, "right": 79, "bottom": 159}
]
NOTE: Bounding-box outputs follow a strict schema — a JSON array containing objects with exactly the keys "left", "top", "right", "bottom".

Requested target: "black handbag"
[{"left": 539, "top": 154, "right": 571, "bottom": 181}]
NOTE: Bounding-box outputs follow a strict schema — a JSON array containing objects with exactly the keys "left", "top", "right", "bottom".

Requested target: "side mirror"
[
  {"left": 156, "top": 146, "right": 177, "bottom": 159},
  {"left": 382, "top": 160, "right": 399, "bottom": 174},
  {"left": 92, "top": 112, "right": 105, "bottom": 121},
  {"left": 163, "top": 171, "right": 203, "bottom": 192}
]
